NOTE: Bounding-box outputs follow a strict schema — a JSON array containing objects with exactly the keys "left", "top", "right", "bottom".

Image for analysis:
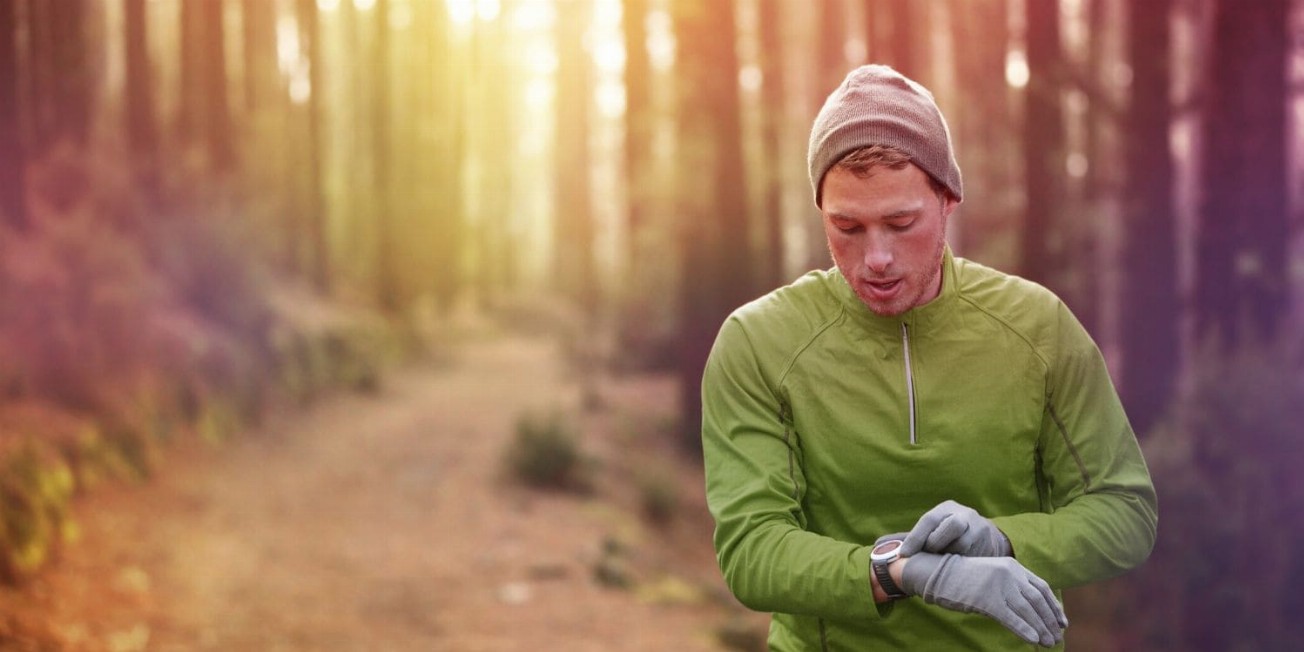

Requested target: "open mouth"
[{"left": 867, "top": 279, "right": 901, "bottom": 292}]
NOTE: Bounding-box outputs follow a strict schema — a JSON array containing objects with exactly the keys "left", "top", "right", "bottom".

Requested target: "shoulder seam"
[
  {"left": 955, "top": 291, "right": 1053, "bottom": 381},
  {"left": 775, "top": 308, "right": 844, "bottom": 390}
]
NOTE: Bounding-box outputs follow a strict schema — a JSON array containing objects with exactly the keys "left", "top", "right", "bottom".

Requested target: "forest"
[{"left": 0, "top": 0, "right": 1302, "bottom": 649}]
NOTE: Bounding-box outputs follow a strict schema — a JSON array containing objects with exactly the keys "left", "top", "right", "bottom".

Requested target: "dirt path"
[{"left": 1, "top": 335, "right": 766, "bottom": 651}]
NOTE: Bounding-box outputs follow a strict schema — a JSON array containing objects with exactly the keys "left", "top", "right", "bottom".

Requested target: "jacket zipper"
[{"left": 902, "top": 322, "right": 917, "bottom": 445}]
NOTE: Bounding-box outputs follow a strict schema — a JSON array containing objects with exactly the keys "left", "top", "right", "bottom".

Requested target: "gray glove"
[
  {"left": 901, "top": 552, "right": 1067, "bottom": 648},
  {"left": 900, "top": 500, "right": 1012, "bottom": 557}
]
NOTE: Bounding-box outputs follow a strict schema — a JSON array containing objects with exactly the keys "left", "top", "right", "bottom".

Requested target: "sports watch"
[{"left": 870, "top": 539, "right": 909, "bottom": 600}]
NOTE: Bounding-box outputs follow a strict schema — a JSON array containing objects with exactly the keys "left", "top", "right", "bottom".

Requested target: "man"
[{"left": 701, "top": 65, "right": 1157, "bottom": 650}]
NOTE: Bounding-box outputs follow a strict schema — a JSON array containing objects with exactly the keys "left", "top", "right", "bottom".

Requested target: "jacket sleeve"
[
  {"left": 991, "top": 302, "right": 1158, "bottom": 588},
  {"left": 701, "top": 316, "right": 882, "bottom": 621}
]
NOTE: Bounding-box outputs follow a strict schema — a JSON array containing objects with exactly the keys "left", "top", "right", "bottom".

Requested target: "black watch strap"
[{"left": 873, "top": 560, "right": 909, "bottom": 600}]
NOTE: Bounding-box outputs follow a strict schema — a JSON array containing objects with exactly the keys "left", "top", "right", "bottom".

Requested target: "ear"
[{"left": 941, "top": 195, "right": 960, "bottom": 220}]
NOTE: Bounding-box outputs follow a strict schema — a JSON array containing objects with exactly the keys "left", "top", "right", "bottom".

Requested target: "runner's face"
[{"left": 820, "top": 164, "right": 956, "bottom": 316}]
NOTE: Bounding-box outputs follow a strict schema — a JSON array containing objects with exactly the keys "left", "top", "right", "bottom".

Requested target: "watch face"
[
  {"left": 871, "top": 539, "right": 902, "bottom": 555},
  {"left": 871, "top": 537, "right": 902, "bottom": 563}
]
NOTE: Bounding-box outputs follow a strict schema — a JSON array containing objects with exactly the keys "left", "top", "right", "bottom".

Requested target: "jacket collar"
[{"left": 829, "top": 245, "right": 959, "bottom": 337}]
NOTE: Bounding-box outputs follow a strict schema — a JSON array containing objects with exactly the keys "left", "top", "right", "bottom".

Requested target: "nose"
[{"left": 863, "top": 233, "right": 893, "bottom": 274}]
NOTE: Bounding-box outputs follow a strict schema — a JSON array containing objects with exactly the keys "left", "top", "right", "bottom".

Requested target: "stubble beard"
[{"left": 842, "top": 224, "right": 948, "bottom": 318}]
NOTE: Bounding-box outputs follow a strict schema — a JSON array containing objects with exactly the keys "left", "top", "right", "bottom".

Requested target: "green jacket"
[{"left": 701, "top": 249, "right": 1157, "bottom": 651}]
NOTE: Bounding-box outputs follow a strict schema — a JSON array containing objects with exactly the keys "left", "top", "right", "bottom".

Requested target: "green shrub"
[
  {"left": 505, "top": 411, "right": 589, "bottom": 491},
  {"left": 0, "top": 441, "right": 76, "bottom": 583},
  {"left": 636, "top": 465, "right": 680, "bottom": 525}
]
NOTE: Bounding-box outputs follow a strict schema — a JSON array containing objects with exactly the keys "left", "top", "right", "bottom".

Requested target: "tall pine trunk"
[
  {"left": 757, "top": 0, "right": 786, "bottom": 290},
  {"left": 1020, "top": 0, "right": 1068, "bottom": 297},
  {"left": 673, "top": 0, "right": 751, "bottom": 452},
  {"left": 429, "top": 0, "right": 463, "bottom": 315},
  {"left": 124, "top": 0, "right": 158, "bottom": 202},
  {"left": 947, "top": 0, "right": 1008, "bottom": 256},
  {"left": 241, "top": 0, "right": 279, "bottom": 114},
  {"left": 865, "top": 0, "right": 917, "bottom": 78},
  {"left": 200, "top": 0, "right": 233, "bottom": 171},
  {"left": 808, "top": 0, "right": 846, "bottom": 272},
  {"left": 297, "top": 0, "right": 329, "bottom": 292},
  {"left": 374, "top": 0, "right": 399, "bottom": 312},
  {"left": 622, "top": 0, "right": 651, "bottom": 281},
  {"left": 1195, "top": 0, "right": 1290, "bottom": 346},
  {"left": 0, "top": 0, "right": 24, "bottom": 230},
  {"left": 554, "top": 0, "right": 596, "bottom": 319},
  {"left": 1120, "top": 0, "right": 1177, "bottom": 435}
]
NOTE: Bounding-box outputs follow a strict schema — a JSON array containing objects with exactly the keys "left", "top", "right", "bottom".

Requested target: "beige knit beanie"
[{"left": 808, "top": 64, "right": 962, "bottom": 207}]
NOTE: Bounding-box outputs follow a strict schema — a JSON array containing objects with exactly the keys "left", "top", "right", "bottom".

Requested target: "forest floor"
[{"left": 0, "top": 333, "right": 769, "bottom": 651}]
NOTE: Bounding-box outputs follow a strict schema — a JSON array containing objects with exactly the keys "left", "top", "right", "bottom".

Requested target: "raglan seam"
[
  {"left": 1047, "top": 402, "right": 1093, "bottom": 491},
  {"left": 776, "top": 310, "right": 845, "bottom": 390}
]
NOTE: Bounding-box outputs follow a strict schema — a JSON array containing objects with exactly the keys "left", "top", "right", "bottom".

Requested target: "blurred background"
[{"left": 0, "top": 0, "right": 1302, "bottom": 650}]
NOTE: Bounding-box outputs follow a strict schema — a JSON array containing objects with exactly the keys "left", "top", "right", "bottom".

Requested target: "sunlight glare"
[
  {"left": 597, "top": 80, "right": 626, "bottom": 118},
  {"left": 476, "top": 0, "right": 501, "bottom": 22},
  {"left": 739, "top": 65, "right": 762, "bottom": 93},
  {"left": 391, "top": 1, "right": 413, "bottom": 29},
  {"left": 845, "top": 39, "right": 866, "bottom": 65},
  {"left": 1006, "top": 50, "right": 1030, "bottom": 89},
  {"left": 526, "top": 45, "right": 558, "bottom": 75},
  {"left": 593, "top": 39, "right": 626, "bottom": 73},
  {"left": 317, "top": 0, "right": 340, "bottom": 11},
  {"left": 448, "top": 0, "right": 475, "bottom": 25},
  {"left": 513, "top": 1, "right": 555, "bottom": 30},
  {"left": 276, "top": 16, "right": 300, "bottom": 77},
  {"left": 525, "top": 78, "right": 553, "bottom": 110},
  {"left": 646, "top": 9, "right": 675, "bottom": 71},
  {"left": 289, "top": 63, "right": 312, "bottom": 105},
  {"left": 1066, "top": 152, "right": 1088, "bottom": 179}
]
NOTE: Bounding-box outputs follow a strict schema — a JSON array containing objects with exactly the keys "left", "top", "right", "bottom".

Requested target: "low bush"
[
  {"left": 636, "top": 465, "right": 680, "bottom": 525},
  {"left": 505, "top": 411, "right": 590, "bottom": 492}
]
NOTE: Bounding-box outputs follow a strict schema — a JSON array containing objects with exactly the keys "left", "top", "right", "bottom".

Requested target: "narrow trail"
[{"left": 2, "top": 335, "right": 764, "bottom": 651}]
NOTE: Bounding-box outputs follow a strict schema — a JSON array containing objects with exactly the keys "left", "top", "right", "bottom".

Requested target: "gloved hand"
[
  {"left": 899, "top": 500, "right": 1012, "bottom": 557},
  {"left": 901, "top": 552, "right": 1067, "bottom": 648}
]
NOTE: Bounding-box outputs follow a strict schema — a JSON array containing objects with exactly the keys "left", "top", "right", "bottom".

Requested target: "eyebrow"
[{"left": 828, "top": 208, "right": 922, "bottom": 221}]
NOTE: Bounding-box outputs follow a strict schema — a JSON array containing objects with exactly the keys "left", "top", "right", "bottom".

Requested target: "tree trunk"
[
  {"left": 178, "top": 0, "right": 202, "bottom": 147},
  {"left": 757, "top": 0, "right": 786, "bottom": 290},
  {"left": 622, "top": 0, "right": 651, "bottom": 280},
  {"left": 1195, "top": 0, "right": 1290, "bottom": 346},
  {"left": 554, "top": 0, "right": 596, "bottom": 319},
  {"left": 673, "top": 0, "right": 751, "bottom": 453},
  {"left": 817, "top": 0, "right": 848, "bottom": 96},
  {"left": 373, "top": 0, "right": 398, "bottom": 312},
  {"left": 1120, "top": 0, "right": 1176, "bottom": 436},
  {"left": 475, "top": 11, "right": 512, "bottom": 307},
  {"left": 865, "top": 0, "right": 916, "bottom": 78},
  {"left": 0, "top": 0, "right": 24, "bottom": 230},
  {"left": 807, "top": 0, "right": 846, "bottom": 271},
  {"left": 124, "top": 0, "right": 158, "bottom": 200},
  {"left": 49, "top": 1, "right": 89, "bottom": 146},
  {"left": 428, "top": 0, "right": 463, "bottom": 315},
  {"left": 201, "top": 0, "right": 234, "bottom": 171},
  {"left": 297, "top": 0, "right": 329, "bottom": 293},
  {"left": 24, "top": 0, "right": 55, "bottom": 152},
  {"left": 1020, "top": 0, "right": 1068, "bottom": 296},
  {"left": 241, "top": 0, "right": 279, "bottom": 114},
  {"left": 947, "top": 0, "right": 1009, "bottom": 256}
]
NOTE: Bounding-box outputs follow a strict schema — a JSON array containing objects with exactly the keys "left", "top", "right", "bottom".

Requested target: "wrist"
[
  {"left": 872, "top": 560, "right": 906, "bottom": 602},
  {"left": 870, "top": 540, "right": 911, "bottom": 602}
]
